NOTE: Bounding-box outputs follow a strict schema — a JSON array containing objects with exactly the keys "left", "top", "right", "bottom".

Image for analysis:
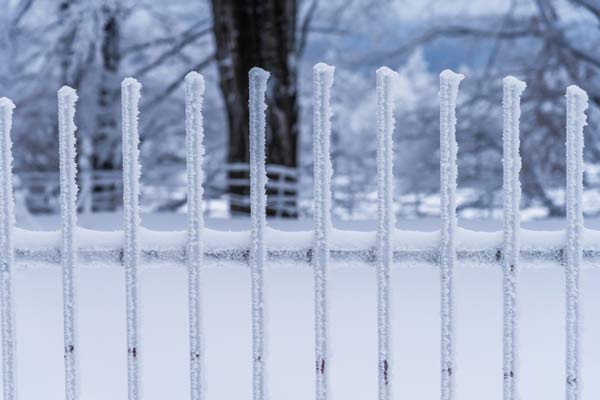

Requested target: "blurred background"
[{"left": 1, "top": 0, "right": 599, "bottom": 221}]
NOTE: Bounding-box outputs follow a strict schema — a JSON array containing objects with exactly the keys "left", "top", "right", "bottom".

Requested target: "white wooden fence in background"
[
  {"left": 0, "top": 64, "right": 591, "bottom": 400},
  {"left": 15, "top": 162, "right": 298, "bottom": 216}
]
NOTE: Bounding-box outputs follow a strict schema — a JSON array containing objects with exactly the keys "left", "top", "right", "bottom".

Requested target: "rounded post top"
[
  {"left": 503, "top": 76, "right": 527, "bottom": 93},
  {"left": 314, "top": 62, "right": 335, "bottom": 75},
  {"left": 440, "top": 69, "right": 465, "bottom": 84},
  {"left": 376, "top": 66, "right": 398, "bottom": 79},
  {"left": 58, "top": 86, "right": 78, "bottom": 101},
  {"left": 567, "top": 85, "right": 588, "bottom": 101},
  {"left": 185, "top": 71, "right": 205, "bottom": 91},
  {"left": 0, "top": 97, "right": 15, "bottom": 110},
  {"left": 249, "top": 67, "right": 270, "bottom": 81},
  {"left": 122, "top": 77, "right": 142, "bottom": 90}
]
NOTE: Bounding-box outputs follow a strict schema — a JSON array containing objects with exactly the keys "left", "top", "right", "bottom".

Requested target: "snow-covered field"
[{"left": 7, "top": 213, "right": 600, "bottom": 399}]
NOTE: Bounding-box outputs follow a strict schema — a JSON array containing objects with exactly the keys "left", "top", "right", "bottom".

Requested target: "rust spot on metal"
[
  {"left": 383, "top": 359, "right": 389, "bottom": 385},
  {"left": 316, "top": 358, "right": 325, "bottom": 375}
]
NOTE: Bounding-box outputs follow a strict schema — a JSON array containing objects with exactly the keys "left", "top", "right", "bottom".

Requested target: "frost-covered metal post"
[
  {"left": 565, "top": 85, "right": 587, "bottom": 400},
  {"left": 0, "top": 97, "right": 16, "bottom": 400},
  {"left": 313, "top": 62, "right": 334, "bottom": 400},
  {"left": 501, "top": 76, "right": 526, "bottom": 400},
  {"left": 249, "top": 67, "right": 269, "bottom": 400},
  {"left": 376, "top": 66, "right": 397, "bottom": 400},
  {"left": 185, "top": 71, "right": 206, "bottom": 400},
  {"left": 58, "top": 86, "right": 80, "bottom": 400},
  {"left": 439, "top": 69, "right": 463, "bottom": 400},
  {"left": 122, "top": 77, "right": 142, "bottom": 400}
]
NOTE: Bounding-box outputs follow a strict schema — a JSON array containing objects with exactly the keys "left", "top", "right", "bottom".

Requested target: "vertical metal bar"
[
  {"left": 249, "top": 67, "right": 269, "bottom": 400},
  {"left": 185, "top": 71, "right": 206, "bottom": 400},
  {"left": 0, "top": 97, "right": 16, "bottom": 400},
  {"left": 312, "top": 62, "right": 335, "bottom": 400},
  {"left": 439, "top": 69, "right": 464, "bottom": 400},
  {"left": 565, "top": 85, "right": 587, "bottom": 400},
  {"left": 501, "top": 76, "right": 526, "bottom": 400},
  {"left": 58, "top": 86, "right": 80, "bottom": 400},
  {"left": 375, "top": 66, "right": 398, "bottom": 400},
  {"left": 122, "top": 77, "right": 142, "bottom": 400}
]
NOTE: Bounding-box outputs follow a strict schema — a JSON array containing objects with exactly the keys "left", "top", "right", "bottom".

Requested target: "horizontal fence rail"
[
  {"left": 0, "top": 65, "right": 592, "bottom": 400},
  {"left": 8, "top": 228, "right": 600, "bottom": 265}
]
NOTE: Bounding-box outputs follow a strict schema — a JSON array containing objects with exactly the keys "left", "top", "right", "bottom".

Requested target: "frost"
[
  {"left": 249, "top": 67, "right": 269, "bottom": 400},
  {"left": 502, "top": 76, "right": 526, "bottom": 400},
  {"left": 185, "top": 71, "right": 205, "bottom": 400},
  {"left": 122, "top": 77, "right": 142, "bottom": 400},
  {"left": 58, "top": 86, "right": 80, "bottom": 400},
  {"left": 313, "top": 62, "right": 335, "bottom": 400},
  {"left": 565, "top": 84, "right": 587, "bottom": 400},
  {"left": 439, "top": 69, "right": 463, "bottom": 400},
  {"left": 13, "top": 225, "right": 600, "bottom": 267},
  {"left": 376, "top": 66, "right": 397, "bottom": 400},
  {"left": 0, "top": 97, "right": 16, "bottom": 400}
]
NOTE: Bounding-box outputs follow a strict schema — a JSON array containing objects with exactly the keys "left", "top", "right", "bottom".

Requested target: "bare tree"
[{"left": 385, "top": 0, "right": 600, "bottom": 216}]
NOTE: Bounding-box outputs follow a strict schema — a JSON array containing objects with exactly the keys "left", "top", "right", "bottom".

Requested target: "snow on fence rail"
[{"left": 0, "top": 66, "right": 592, "bottom": 400}]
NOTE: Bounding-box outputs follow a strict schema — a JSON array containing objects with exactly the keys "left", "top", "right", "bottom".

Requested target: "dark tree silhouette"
[{"left": 211, "top": 0, "right": 299, "bottom": 217}]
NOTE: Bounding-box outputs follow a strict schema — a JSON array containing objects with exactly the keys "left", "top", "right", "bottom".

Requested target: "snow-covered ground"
[{"left": 7, "top": 213, "right": 600, "bottom": 399}]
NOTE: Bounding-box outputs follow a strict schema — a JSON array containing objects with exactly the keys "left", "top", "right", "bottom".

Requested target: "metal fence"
[{"left": 0, "top": 65, "right": 590, "bottom": 400}]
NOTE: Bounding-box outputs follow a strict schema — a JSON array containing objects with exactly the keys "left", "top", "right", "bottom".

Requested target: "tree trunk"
[
  {"left": 211, "top": 0, "right": 299, "bottom": 217},
  {"left": 90, "top": 3, "right": 122, "bottom": 212},
  {"left": 58, "top": 0, "right": 122, "bottom": 212},
  {"left": 94, "top": 3, "right": 121, "bottom": 171},
  {"left": 58, "top": 0, "right": 78, "bottom": 88}
]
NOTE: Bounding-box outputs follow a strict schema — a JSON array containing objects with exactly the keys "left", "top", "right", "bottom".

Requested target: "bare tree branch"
[
  {"left": 381, "top": 20, "right": 542, "bottom": 59},
  {"left": 483, "top": 0, "right": 518, "bottom": 74},
  {"left": 297, "top": 0, "right": 318, "bottom": 57},
  {"left": 123, "top": 19, "right": 210, "bottom": 54},
  {"left": 144, "top": 53, "right": 215, "bottom": 110},
  {"left": 134, "top": 26, "right": 213, "bottom": 77},
  {"left": 12, "top": 0, "right": 35, "bottom": 26},
  {"left": 571, "top": 0, "right": 600, "bottom": 20}
]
